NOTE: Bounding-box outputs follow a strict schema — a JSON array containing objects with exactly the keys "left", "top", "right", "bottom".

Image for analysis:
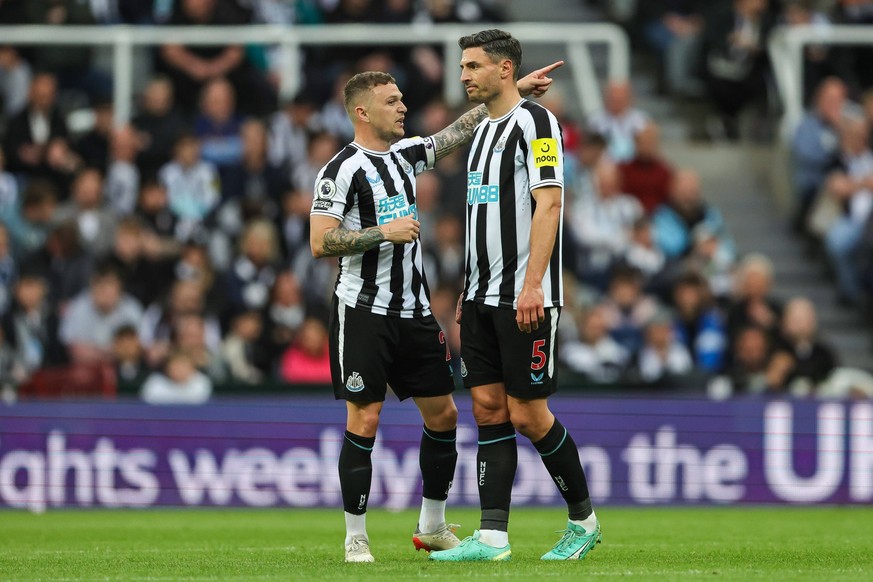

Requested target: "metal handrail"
[
  {"left": 769, "top": 23, "right": 873, "bottom": 139},
  {"left": 0, "top": 23, "right": 629, "bottom": 124}
]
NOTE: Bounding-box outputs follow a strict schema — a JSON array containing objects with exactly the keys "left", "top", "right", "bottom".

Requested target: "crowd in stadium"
[{"left": 0, "top": 0, "right": 872, "bottom": 402}]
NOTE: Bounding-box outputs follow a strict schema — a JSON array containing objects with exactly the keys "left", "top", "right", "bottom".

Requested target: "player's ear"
[
  {"left": 501, "top": 58, "right": 513, "bottom": 80},
  {"left": 355, "top": 105, "right": 369, "bottom": 123}
]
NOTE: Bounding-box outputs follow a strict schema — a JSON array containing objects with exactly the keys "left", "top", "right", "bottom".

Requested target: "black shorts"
[
  {"left": 329, "top": 298, "right": 455, "bottom": 402},
  {"left": 459, "top": 300, "right": 560, "bottom": 399}
]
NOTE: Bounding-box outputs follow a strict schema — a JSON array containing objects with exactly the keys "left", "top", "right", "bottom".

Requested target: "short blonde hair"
[{"left": 343, "top": 71, "right": 396, "bottom": 118}]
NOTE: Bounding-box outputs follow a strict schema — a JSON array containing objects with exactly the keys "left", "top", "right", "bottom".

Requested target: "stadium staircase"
[{"left": 506, "top": 0, "right": 871, "bottom": 369}]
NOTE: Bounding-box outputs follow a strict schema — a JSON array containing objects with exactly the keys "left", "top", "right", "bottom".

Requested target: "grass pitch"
[{"left": 1, "top": 507, "right": 872, "bottom": 581}]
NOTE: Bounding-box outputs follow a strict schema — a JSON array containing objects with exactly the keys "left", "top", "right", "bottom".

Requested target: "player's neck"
[
  {"left": 485, "top": 86, "right": 523, "bottom": 120},
  {"left": 354, "top": 129, "right": 392, "bottom": 153}
]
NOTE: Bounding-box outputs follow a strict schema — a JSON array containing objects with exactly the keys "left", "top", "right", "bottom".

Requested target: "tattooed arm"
[
  {"left": 430, "top": 104, "right": 489, "bottom": 161},
  {"left": 310, "top": 215, "right": 420, "bottom": 258}
]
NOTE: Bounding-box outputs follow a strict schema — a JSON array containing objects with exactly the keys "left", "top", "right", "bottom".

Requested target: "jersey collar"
[
  {"left": 351, "top": 142, "right": 392, "bottom": 156},
  {"left": 488, "top": 99, "right": 525, "bottom": 124}
]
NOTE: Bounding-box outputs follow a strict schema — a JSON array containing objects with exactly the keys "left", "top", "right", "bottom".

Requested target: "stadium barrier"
[
  {"left": 0, "top": 23, "right": 629, "bottom": 125},
  {"left": 1, "top": 397, "right": 870, "bottom": 512}
]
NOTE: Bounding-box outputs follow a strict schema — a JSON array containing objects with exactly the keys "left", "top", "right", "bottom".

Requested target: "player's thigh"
[
  {"left": 470, "top": 383, "right": 510, "bottom": 426},
  {"left": 329, "top": 299, "right": 391, "bottom": 403},
  {"left": 388, "top": 314, "right": 454, "bottom": 401},
  {"left": 459, "top": 301, "right": 502, "bottom": 388},
  {"left": 492, "top": 306, "right": 561, "bottom": 399}
]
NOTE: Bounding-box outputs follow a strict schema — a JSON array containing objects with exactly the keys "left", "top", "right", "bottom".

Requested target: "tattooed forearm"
[
  {"left": 321, "top": 224, "right": 385, "bottom": 257},
  {"left": 431, "top": 104, "right": 488, "bottom": 161}
]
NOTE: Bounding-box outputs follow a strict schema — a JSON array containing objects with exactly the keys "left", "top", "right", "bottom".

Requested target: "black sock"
[
  {"left": 477, "top": 422, "right": 517, "bottom": 532},
  {"left": 420, "top": 426, "right": 458, "bottom": 500},
  {"left": 533, "top": 419, "right": 593, "bottom": 521},
  {"left": 338, "top": 431, "right": 375, "bottom": 515}
]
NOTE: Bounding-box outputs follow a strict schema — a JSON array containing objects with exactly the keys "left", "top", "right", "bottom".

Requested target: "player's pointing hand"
[{"left": 518, "top": 60, "right": 564, "bottom": 98}]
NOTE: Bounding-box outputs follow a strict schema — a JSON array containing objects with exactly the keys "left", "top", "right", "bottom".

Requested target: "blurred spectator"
[
  {"left": 262, "top": 270, "right": 306, "bottom": 363},
  {"left": 0, "top": 323, "right": 26, "bottom": 399},
  {"left": 219, "top": 118, "right": 287, "bottom": 213},
  {"left": 640, "top": 0, "right": 705, "bottom": 98},
  {"left": 0, "top": 45, "right": 32, "bottom": 118},
  {"left": 278, "top": 189, "right": 311, "bottom": 261},
  {"left": 822, "top": 116, "right": 873, "bottom": 306},
  {"left": 140, "top": 278, "right": 221, "bottom": 367},
  {"left": 722, "top": 325, "right": 773, "bottom": 394},
  {"left": 318, "top": 71, "right": 355, "bottom": 143},
  {"left": 671, "top": 272, "right": 727, "bottom": 374},
  {"left": 104, "top": 125, "right": 142, "bottom": 216},
  {"left": 600, "top": 266, "right": 659, "bottom": 354},
  {"left": 2, "top": 73, "right": 80, "bottom": 188},
  {"left": 27, "top": 221, "right": 93, "bottom": 307},
  {"left": 111, "top": 324, "right": 150, "bottom": 394},
  {"left": 105, "top": 217, "right": 169, "bottom": 307},
  {"left": 619, "top": 122, "right": 673, "bottom": 214},
  {"left": 569, "top": 161, "right": 644, "bottom": 288},
  {"left": 135, "top": 179, "right": 178, "bottom": 242},
  {"left": 158, "top": 0, "right": 276, "bottom": 116},
  {"left": 685, "top": 222, "right": 736, "bottom": 299},
  {"left": 767, "top": 297, "right": 837, "bottom": 395},
  {"left": 279, "top": 316, "right": 331, "bottom": 384},
  {"left": 623, "top": 216, "right": 668, "bottom": 283},
  {"left": 587, "top": 81, "right": 650, "bottom": 163},
  {"left": 791, "top": 77, "right": 847, "bottom": 234},
  {"left": 59, "top": 265, "right": 143, "bottom": 363},
  {"left": 225, "top": 219, "right": 279, "bottom": 313},
  {"left": 833, "top": 0, "right": 873, "bottom": 90},
  {"left": 220, "top": 309, "right": 265, "bottom": 384},
  {"left": 653, "top": 169, "right": 733, "bottom": 259},
  {"left": 292, "top": 131, "right": 340, "bottom": 193},
  {"left": 158, "top": 134, "right": 221, "bottom": 240},
  {"left": 55, "top": 167, "right": 116, "bottom": 257},
  {"left": 132, "top": 77, "right": 187, "bottom": 177},
  {"left": 1, "top": 271, "right": 66, "bottom": 374},
  {"left": 174, "top": 241, "right": 225, "bottom": 314},
  {"left": 5, "top": 179, "right": 56, "bottom": 259},
  {"left": 423, "top": 214, "right": 465, "bottom": 291},
  {"left": 0, "top": 150, "right": 18, "bottom": 221},
  {"left": 702, "top": 0, "right": 775, "bottom": 140},
  {"left": 73, "top": 100, "right": 113, "bottom": 171},
  {"left": 0, "top": 223, "right": 14, "bottom": 314},
  {"left": 560, "top": 304, "right": 630, "bottom": 383},
  {"left": 268, "top": 93, "right": 322, "bottom": 177},
  {"left": 727, "top": 253, "right": 782, "bottom": 343},
  {"left": 140, "top": 349, "right": 212, "bottom": 404},
  {"left": 172, "top": 312, "right": 226, "bottom": 381},
  {"left": 25, "top": 0, "right": 110, "bottom": 105},
  {"left": 194, "top": 78, "right": 243, "bottom": 170},
  {"left": 633, "top": 308, "right": 693, "bottom": 384}
]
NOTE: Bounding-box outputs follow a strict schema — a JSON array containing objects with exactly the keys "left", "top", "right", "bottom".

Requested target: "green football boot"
[
  {"left": 428, "top": 530, "right": 511, "bottom": 562},
  {"left": 540, "top": 520, "right": 601, "bottom": 560}
]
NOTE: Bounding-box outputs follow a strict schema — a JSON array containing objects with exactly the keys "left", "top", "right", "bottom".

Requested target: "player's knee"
[
  {"left": 348, "top": 407, "right": 381, "bottom": 436},
  {"left": 509, "top": 409, "right": 550, "bottom": 441},
  {"left": 472, "top": 401, "right": 509, "bottom": 426},
  {"left": 425, "top": 402, "right": 458, "bottom": 431}
]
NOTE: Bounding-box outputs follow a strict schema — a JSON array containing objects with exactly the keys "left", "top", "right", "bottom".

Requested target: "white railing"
[
  {"left": 0, "top": 23, "right": 629, "bottom": 125},
  {"left": 769, "top": 23, "right": 873, "bottom": 140}
]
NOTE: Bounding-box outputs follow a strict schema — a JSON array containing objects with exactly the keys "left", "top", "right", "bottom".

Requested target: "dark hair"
[
  {"left": 21, "top": 179, "right": 57, "bottom": 209},
  {"left": 343, "top": 71, "right": 397, "bottom": 117},
  {"left": 458, "top": 29, "right": 522, "bottom": 81}
]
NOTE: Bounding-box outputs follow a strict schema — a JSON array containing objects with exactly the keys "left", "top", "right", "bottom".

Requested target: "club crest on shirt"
[
  {"left": 493, "top": 135, "right": 507, "bottom": 153},
  {"left": 397, "top": 156, "right": 413, "bottom": 174}
]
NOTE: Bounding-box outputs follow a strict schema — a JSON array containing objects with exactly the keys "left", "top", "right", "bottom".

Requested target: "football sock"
[
  {"left": 420, "top": 426, "right": 458, "bottom": 501},
  {"left": 477, "top": 422, "right": 517, "bottom": 535},
  {"left": 570, "top": 511, "right": 599, "bottom": 533},
  {"left": 533, "top": 419, "right": 593, "bottom": 521},
  {"left": 418, "top": 498, "right": 446, "bottom": 534},
  {"left": 344, "top": 512, "right": 367, "bottom": 545},
  {"left": 478, "top": 529, "right": 509, "bottom": 548},
  {"left": 339, "top": 430, "right": 375, "bottom": 535}
]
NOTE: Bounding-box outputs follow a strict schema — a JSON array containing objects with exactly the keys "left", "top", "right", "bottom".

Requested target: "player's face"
[
  {"left": 366, "top": 83, "right": 407, "bottom": 142},
  {"left": 460, "top": 47, "right": 502, "bottom": 104}
]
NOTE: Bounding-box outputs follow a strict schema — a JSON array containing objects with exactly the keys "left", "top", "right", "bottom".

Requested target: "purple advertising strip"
[{"left": 0, "top": 397, "right": 871, "bottom": 511}]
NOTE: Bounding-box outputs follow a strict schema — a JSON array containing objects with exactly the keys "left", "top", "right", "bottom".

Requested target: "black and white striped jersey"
[
  {"left": 311, "top": 136, "right": 436, "bottom": 317},
  {"left": 463, "top": 99, "right": 564, "bottom": 309}
]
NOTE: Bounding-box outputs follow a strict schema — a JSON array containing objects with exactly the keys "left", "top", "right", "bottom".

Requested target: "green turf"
[{"left": 1, "top": 507, "right": 872, "bottom": 581}]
